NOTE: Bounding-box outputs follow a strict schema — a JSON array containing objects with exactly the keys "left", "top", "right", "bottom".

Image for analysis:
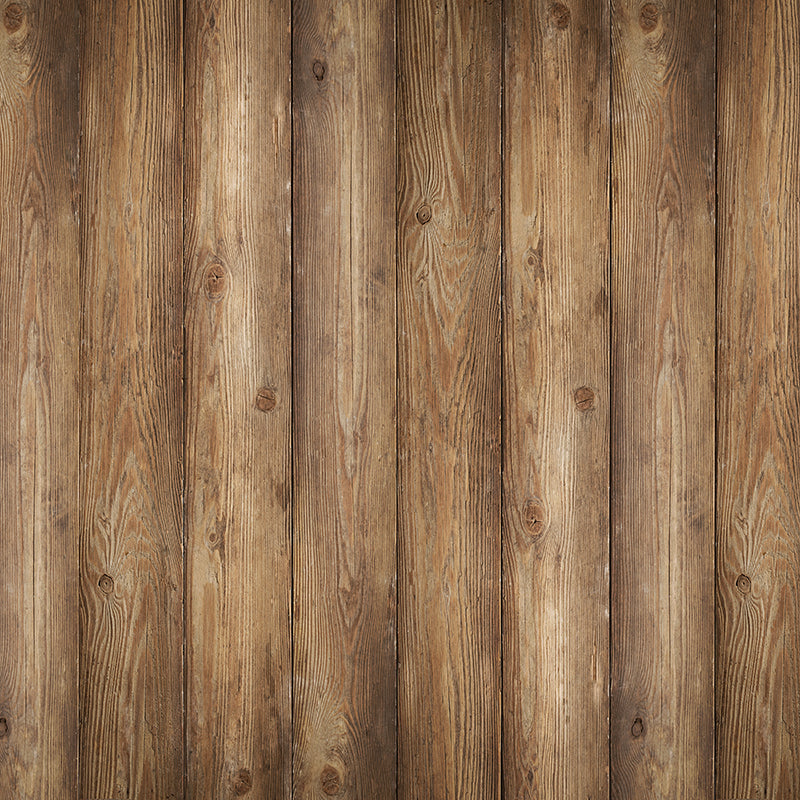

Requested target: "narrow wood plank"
[
  {"left": 716, "top": 0, "right": 800, "bottom": 795},
  {"left": 610, "top": 0, "right": 715, "bottom": 795},
  {"left": 397, "top": 1, "right": 502, "bottom": 796},
  {"left": 503, "top": 1, "right": 610, "bottom": 797},
  {"left": 292, "top": 1, "right": 397, "bottom": 796},
  {"left": 184, "top": 1, "right": 292, "bottom": 796},
  {"left": 0, "top": 2, "right": 80, "bottom": 795},
  {"left": 79, "top": 1, "right": 184, "bottom": 795}
]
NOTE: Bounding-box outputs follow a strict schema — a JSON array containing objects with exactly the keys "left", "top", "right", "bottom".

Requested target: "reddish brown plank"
[
  {"left": 292, "top": 0, "right": 397, "bottom": 796},
  {"left": 0, "top": 1, "right": 80, "bottom": 795},
  {"left": 79, "top": 1, "right": 184, "bottom": 795},
  {"left": 397, "top": 1, "right": 502, "bottom": 797},
  {"left": 184, "top": 0, "right": 292, "bottom": 796},
  {"left": 610, "top": 0, "right": 715, "bottom": 795},
  {"left": 503, "top": 1, "right": 611, "bottom": 797}
]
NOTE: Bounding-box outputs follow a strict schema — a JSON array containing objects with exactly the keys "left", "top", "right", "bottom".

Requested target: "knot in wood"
[
  {"left": 0, "top": 718, "right": 8, "bottom": 738},
  {"left": 312, "top": 60, "right": 326, "bottom": 81},
  {"left": 3, "top": 3, "right": 24, "bottom": 32},
  {"left": 98, "top": 574, "right": 114, "bottom": 594},
  {"left": 550, "top": 3, "right": 571, "bottom": 28},
  {"left": 204, "top": 262, "right": 227, "bottom": 301},
  {"left": 736, "top": 573, "right": 751, "bottom": 594},
  {"left": 574, "top": 386, "right": 595, "bottom": 411},
  {"left": 639, "top": 3, "right": 660, "bottom": 32},
  {"left": 320, "top": 765, "right": 341, "bottom": 795},
  {"left": 631, "top": 717, "right": 645, "bottom": 738},
  {"left": 416, "top": 204, "right": 432, "bottom": 225},
  {"left": 255, "top": 387, "right": 276, "bottom": 413},
  {"left": 233, "top": 768, "right": 252, "bottom": 795},
  {"left": 522, "top": 500, "right": 545, "bottom": 537}
]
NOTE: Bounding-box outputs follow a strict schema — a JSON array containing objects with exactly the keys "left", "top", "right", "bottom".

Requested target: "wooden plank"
[
  {"left": 503, "top": 1, "right": 610, "bottom": 797},
  {"left": 184, "top": 1, "right": 292, "bottom": 797},
  {"left": 609, "top": 0, "right": 715, "bottom": 795},
  {"left": 0, "top": 2, "right": 80, "bottom": 795},
  {"left": 397, "top": 1, "right": 501, "bottom": 797},
  {"left": 716, "top": 0, "right": 800, "bottom": 795},
  {"left": 79, "top": 1, "right": 184, "bottom": 795},
  {"left": 292, "top": 0, "right": 397, "bottom": 796}
]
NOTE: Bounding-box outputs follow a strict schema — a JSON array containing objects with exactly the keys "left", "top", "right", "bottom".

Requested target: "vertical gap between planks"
[
  {"left": 181, "top": 1, "right": 187, "bottom": 796},
  {"left": 712, "top": 0, "right": 718, "bottom": 793},
  {"left": 77, "top": 2, "right": 85, "bottom": 794},
  {"left": 499, "top": 0, "right": 505, "bottom": 796},
  {"left": 289, "top": 0, "right": 295, "bottom": 792},
  {"left": 607, "top": 0, "right": 614, "bottom": 793},
  {"left": 394, "top": 0, "right": 400, "bottom": 794}
]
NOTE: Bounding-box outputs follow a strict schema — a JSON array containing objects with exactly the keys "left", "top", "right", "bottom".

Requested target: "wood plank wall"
[{"left": 0, "top": 1, "right": 798, "bottom": 798}]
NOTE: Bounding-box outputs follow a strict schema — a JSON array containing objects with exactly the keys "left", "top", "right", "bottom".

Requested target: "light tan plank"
[
  {"left": 184, "top": 0, "right": 292, "bottom": 796},
  {"left": 503, "top": 1, "right": 610, "bottom": 796},
  {"left": 79, "top": 1, "right": 184, "bottom": 795}
]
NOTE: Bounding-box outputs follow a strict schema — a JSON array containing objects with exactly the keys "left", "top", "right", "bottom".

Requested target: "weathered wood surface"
[
  {"left": 610, "top": 0, "right": 716, "bottom": 796},
  {"left": 184, "top": 0, "right": 292, "bottom": 797},
  {"left": 292, "top": 0, "right": 397, "bottom": 797},
  {"left": 0, "top": 2, "right": 80, "bottom": 796},
  {"left": 397, "top": 1, "right": 502, "bottom": 797},
  {"left": 716, "top": 0, "right": 800, "bottom": 796},
  {"left": 503, "top": 1, "right": 610, "bottom": 797},
  {"left": 2, "top": 2, "right": 800, "bottom": 796},
  {"left": 79, "top": 0, "right": 184, "bottom": 796}
]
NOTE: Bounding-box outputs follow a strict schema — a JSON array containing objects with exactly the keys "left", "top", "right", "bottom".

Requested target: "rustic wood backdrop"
[{"left": 0, "top": 0, "right": 797, "bottom": 797}]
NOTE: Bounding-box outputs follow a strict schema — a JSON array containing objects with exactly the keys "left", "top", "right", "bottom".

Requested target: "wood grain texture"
[
  {"left": 0, "top": 2, "right": 80, "bottom": 796},
  {"left": 292, "top": 1, "right": 397, "bottom": 797},
  {"left": 397, "top": 1, "right": 502, "bottom": 797},
  {"left": 716, "top": 0, "right": 800, "bottom": 795},
  {"left": 503, "top": 1, "right": 610, "bottom": 797},
  {"left": 79, "top": 1, "right": 183, "bottom": 796},
  {"left": 184, "top": 1, "right": 292, "bottom": 797},
  {"left": 610, "top": 0, "right": 715, "bottom": 796}
]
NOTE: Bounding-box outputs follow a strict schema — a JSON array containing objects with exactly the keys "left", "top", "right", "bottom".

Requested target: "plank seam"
[
  {"left": 181, "top": 0, "right": 188, "bottom": 795},
  {"left": 713, "top": 0, "right": 719, "bottom": 794},
  {"left": 499, "top": 0, "right": 506, "bottom": 796},
  {"left": 607, "top": 0, "right": 614, "bottom": 793}
]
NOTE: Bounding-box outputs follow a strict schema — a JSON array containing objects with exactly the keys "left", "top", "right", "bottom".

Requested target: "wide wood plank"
[
  {"left": 503, "top": 1, "right": 610, "bottom": 797},
  {"left": 0, "top": 2, "right": 80, "bottom": 796},
  {"left": 184, "top": 1, "right": 292, "bottom": 797},
  {"left": 716, "top": 0, "right": 800, "bottom": 795},
  {"left": 292, "top": 1, "right": 397, "bottom": 796},
  {"left": 79, "top": 1, "right": 184, "bottom": 795},
  {"left": 609, "top": 0, "right": 715, "bottom": 795},
  {"left": 397, "top": 1, "right": 502, "bottom": 797}
]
